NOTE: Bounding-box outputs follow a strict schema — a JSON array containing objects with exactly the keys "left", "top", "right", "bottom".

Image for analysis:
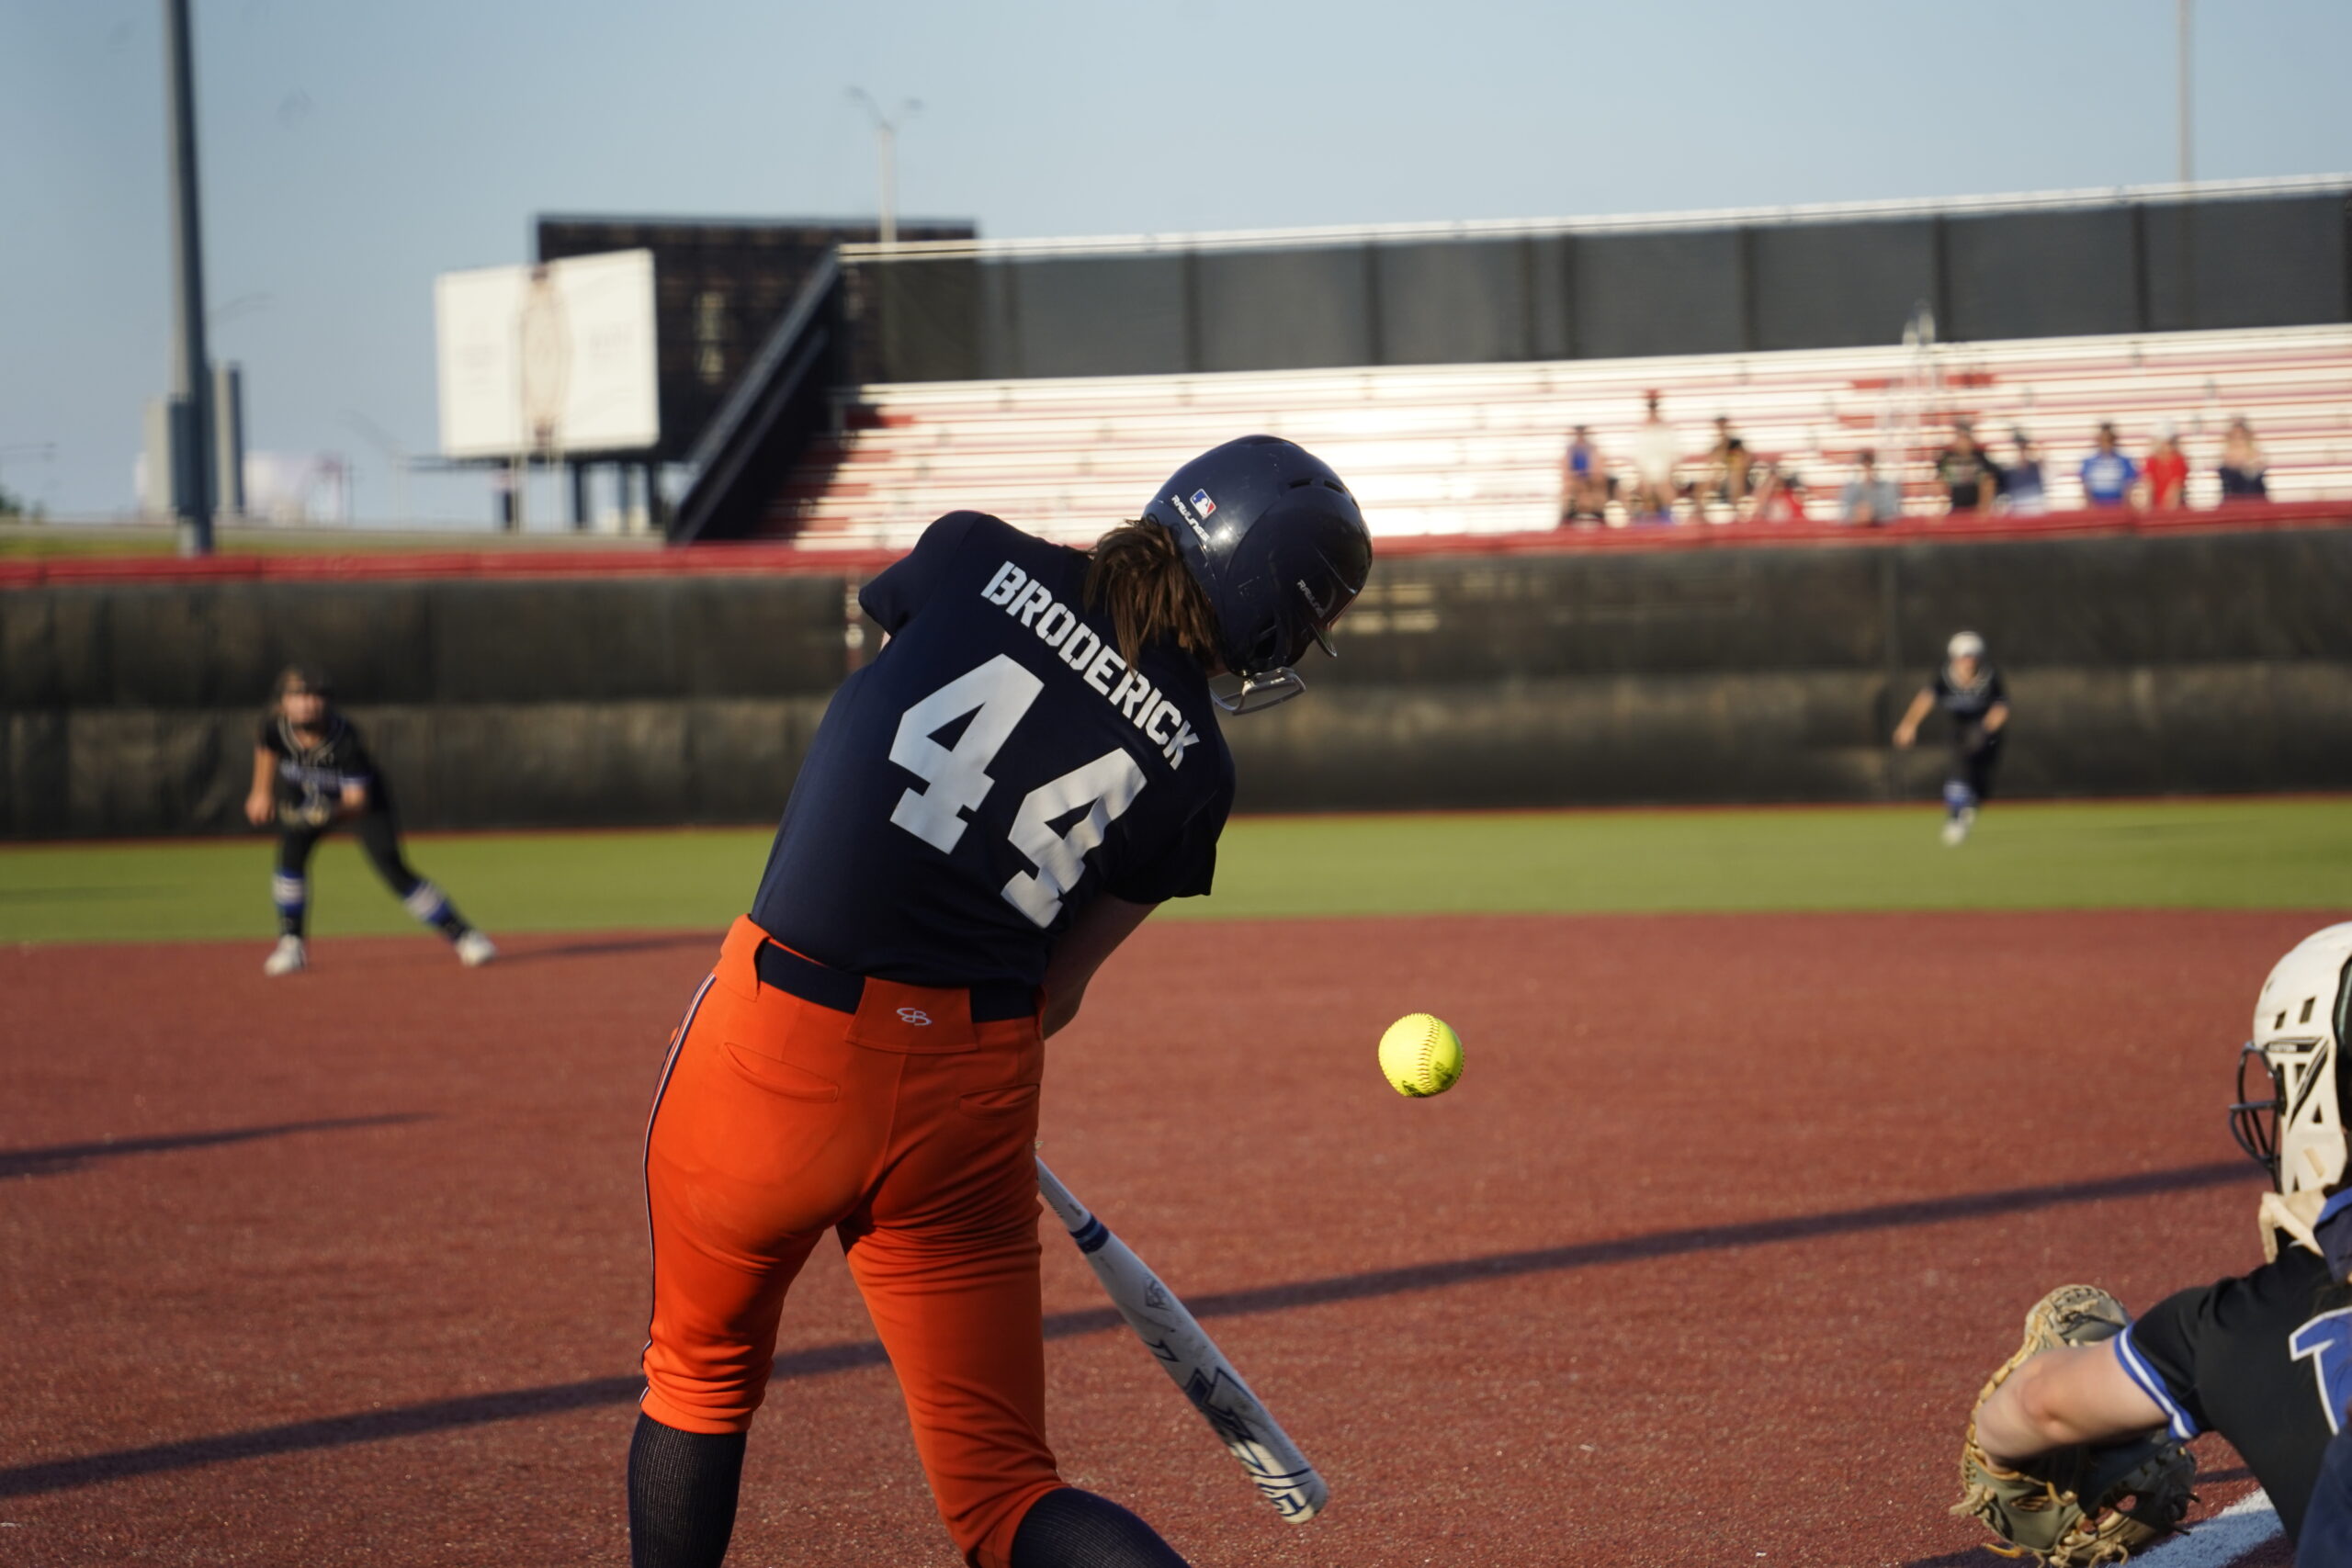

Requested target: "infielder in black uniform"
[
  {"left": 1893, "top": 629, "right": 2009, "bottom": 846},
  {"left": 244, "top": 665, "right": 495, "bottom": 976},
  {"left": 1960, "top": 921, "right": 2352, "bottom": 1553}
]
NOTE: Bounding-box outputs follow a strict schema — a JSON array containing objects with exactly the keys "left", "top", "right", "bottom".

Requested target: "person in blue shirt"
[
  {"left": 1558, "top": 424, "right": 1610, "bottom": 524},
  {"left": 2078, "top": 423, "right": 2139, "bottom": 507}
]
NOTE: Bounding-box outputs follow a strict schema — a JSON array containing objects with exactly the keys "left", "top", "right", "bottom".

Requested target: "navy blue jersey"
[
  {"left": 750, "top": 512, "right": 1237, "bottom": 988},
  {"left": 1930, "top": 664, "right": 2007, "bottom": 728},
  {"left": 257, "top": 713, "right": 381, "bottom": 815},
  {"left": 2117, "top": 1244, "right": 2350, "bottom": 1544}
]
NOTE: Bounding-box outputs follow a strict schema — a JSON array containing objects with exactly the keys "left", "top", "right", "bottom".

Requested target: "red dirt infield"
[{"left": 0, "top": 910, "right": 2324, "bottom": 1566}]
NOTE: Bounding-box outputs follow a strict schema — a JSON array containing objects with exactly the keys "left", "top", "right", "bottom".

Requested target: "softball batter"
[
  {"left": 631, "top": 436, "right": 1372, "bottom": 1568},
  {"left": 1893, "top": 630, "right": 2010, "bottom": 846},
  {"left": 244, "top": 666, "right": 495, "bottom": 975}
]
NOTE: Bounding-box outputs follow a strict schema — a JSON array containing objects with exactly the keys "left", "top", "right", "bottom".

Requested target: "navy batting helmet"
[{"left": 1142, "top": 435, "right": 1374, "bottom": 713}]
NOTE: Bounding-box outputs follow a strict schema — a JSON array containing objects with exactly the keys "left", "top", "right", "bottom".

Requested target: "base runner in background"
[
  {"left": 243, "top": 665, "right": 495, "bottom": 976},
  {"left": 630, "top": 436, "right": 1373, "bottom": 1568},
  {"left": 1951, "top": 923, "right": 2352, "bottom": 1560},
  {"left": 1893, "top": 630, "right": 2010, "bottom": 847}
]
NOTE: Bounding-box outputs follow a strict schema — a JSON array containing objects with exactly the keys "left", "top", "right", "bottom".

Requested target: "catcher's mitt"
[{"left": 1951, "top": 1284, "right": 2197, "bottom": 1566}]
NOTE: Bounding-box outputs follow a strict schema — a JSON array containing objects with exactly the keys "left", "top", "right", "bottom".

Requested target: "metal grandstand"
[{"left": 673, "top": 175, "right": 2352, "bottom": 546}]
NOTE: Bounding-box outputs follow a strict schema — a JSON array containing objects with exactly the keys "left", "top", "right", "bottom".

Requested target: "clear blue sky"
[{"left": 3, "top": 0, "right": 2347, "bottom": 524}]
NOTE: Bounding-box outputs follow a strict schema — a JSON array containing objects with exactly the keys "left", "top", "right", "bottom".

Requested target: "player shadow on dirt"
[
  {"left": 0, "top": 1112, "right": 428, "bottom": 1180},
  {"left": 0, "top": 1157, "right": 2256, "bottom": 1503},
  {"left": 1158, "top": 1157, "right": 2254, "bottom": 1320}
]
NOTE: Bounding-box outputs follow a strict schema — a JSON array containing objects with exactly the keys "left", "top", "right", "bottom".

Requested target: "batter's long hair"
[{"left": 1085, "top": 520, "right": 1220, "bottom": 671}]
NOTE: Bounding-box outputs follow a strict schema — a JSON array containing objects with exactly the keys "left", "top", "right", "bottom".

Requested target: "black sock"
[
  {"left": 1011, "top": 1488, "right": 1189, "bottom": 1568},
  {"left": 628, "top": 1414, "right": 746, "bottom": 1568}
]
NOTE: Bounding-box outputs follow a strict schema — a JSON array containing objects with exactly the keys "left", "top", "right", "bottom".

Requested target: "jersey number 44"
[{"left": 888, "top": 654, "right": 1147, "bottom": 929}]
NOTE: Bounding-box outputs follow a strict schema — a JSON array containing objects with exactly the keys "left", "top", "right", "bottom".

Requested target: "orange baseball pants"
[{"left": 641, "top": 917, "right": 1064, "bottom": 1568}]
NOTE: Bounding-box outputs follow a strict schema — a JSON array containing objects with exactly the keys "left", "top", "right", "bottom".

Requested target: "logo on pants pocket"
[{"left": 897, "top": 1007, "right": 933, "bottom": 1026}]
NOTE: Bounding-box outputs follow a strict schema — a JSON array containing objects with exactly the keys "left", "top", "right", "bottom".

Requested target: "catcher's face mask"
[{"left": 2232, "top": 923, "right": 2352, "bottom": 1198}]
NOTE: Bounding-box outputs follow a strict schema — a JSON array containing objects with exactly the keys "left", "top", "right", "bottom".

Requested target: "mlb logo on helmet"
[{"left": 1191, "top": 488, "right": 1216, "bottom": 518}]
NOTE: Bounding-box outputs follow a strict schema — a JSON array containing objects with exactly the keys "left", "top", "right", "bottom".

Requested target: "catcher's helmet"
[
  {"left": 2232, "top": 921, "right": 2352, "bottom": 1197},
  {"left": 1141, "top": 435, "right": 1373, "bottom": 713}
]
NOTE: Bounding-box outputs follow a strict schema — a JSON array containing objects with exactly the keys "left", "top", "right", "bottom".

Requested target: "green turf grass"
[
  {"left": 0, "top": 529, "right": 175, "bottom": 558},
  {"left": 2, "top": 798, "right": 2346, "bottom": 946}
]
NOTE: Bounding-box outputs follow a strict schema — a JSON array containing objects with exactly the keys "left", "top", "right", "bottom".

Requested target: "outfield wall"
[
  {"left": 4, "top": 527, "right": 2349, "bottom": 836},
  {"left": 0, "top": 576, "right": 846, "bottom": 836},
  {"left": 1242, "top": 527, "right": 2352, "bottom": 810}
]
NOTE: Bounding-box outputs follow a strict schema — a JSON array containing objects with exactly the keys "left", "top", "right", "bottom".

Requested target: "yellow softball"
[{"left": 1377, "top": 1013, "right": 1464, "bottom": 1098}]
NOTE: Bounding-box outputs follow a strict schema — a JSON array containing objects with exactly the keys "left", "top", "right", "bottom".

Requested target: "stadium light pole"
[
  {"left": 163, "top": 0, "right": 214, "bottom": 557},
  {"left": 847, "top": 88, "right": 922, "bottom": 248},
  {"left": 2177, "top": 0, "right": 2193, "bottom": 186}
]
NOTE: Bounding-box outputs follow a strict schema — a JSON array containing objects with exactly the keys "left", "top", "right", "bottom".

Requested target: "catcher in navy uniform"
[
  {"left": 1950, "top": 921, "right": 2352, "bottom": 1562},
  {"left": 1893, "top": 629, "right": 2009, "bottom": 847},
  {"left": 243, "top": 665, "right": 496, "bottom": 976}
]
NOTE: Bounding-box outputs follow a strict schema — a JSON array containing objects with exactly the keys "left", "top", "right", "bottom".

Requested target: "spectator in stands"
[
  {"left": 2219, "top": 416, "right": 2270, "bottom": 501},
  {"left": 1558, "top": 425, "right": 1611, "bottom": 525},
  {"left": 1690, "top": 415, "right": 1752, "bottom": 522},
  {"left": 1997, "top": 430, "right": 2048, "bottom": 514},
  {"left": 1934, "top": 420, "right": 1999, "bottom": 515},
  {"left": 1629, "top": 391, "right": 1679, "bottom": 523},
  {"left": 1838, "top": 449, "right": 1904, "bottom": 525},
  {"left": 2079, "top": 423, "right": 2139, "bottom": 507},
  {"left": 1747, "top": 458, "right": 1806, "bottom": 521},
  {"left": 2143, "top": 423, "right": 2189, "bottom": 509}
]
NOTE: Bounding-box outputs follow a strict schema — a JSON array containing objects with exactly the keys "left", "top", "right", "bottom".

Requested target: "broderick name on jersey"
[{"left": 980, "top": 559, "right": 1204, "bottom": 770}]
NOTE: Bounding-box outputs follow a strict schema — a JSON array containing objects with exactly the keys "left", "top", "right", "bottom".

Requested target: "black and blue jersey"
[
  {"left": 258, "top": 713, "right": 381, "bottom": 817},
  {"left": 1931, "top": 663, "right": 2007, "bottom": 729},
  {"left": 2116, "top": 1242, "right": 2351, "bottom": 1545},
  {"left": 750, "top": 512, "right": 1237, "bottom": 989}
]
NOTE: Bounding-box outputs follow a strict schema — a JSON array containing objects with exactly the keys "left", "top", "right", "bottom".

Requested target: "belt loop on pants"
[{"left": 752, "top": 938, "right": 1038, "bottom": 1023}]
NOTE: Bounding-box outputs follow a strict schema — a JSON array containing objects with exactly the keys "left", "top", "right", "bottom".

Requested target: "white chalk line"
[{"left": 2133, "top": 1489, "right": 2284, "bottom": 1568}]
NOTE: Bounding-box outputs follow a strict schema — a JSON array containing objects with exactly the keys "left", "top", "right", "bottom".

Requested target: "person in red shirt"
[
  {"left": 2143, "top": 423, "right": 2190, "bottom": 509},
  {"left": 1747, "top": 457, "right": 1806, "bottom": 521}
]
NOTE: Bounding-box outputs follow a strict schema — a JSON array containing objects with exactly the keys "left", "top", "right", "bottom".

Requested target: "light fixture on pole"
[{"left": 847, "top": 87, "right": 922, "bottom": 248}]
